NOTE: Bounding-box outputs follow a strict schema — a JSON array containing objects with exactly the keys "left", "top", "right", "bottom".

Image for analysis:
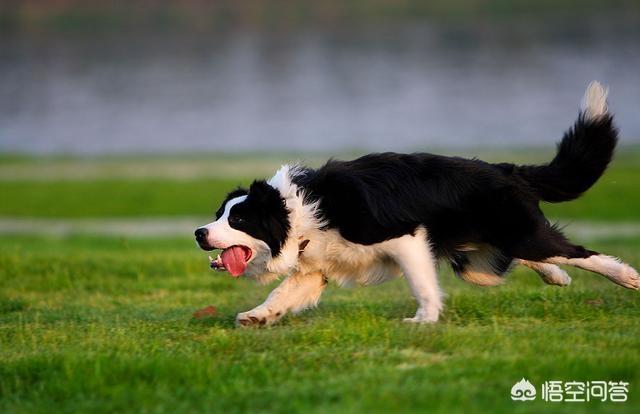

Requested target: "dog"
[{"left": 195, "top": 81, "right": 639, "bottom": 326}]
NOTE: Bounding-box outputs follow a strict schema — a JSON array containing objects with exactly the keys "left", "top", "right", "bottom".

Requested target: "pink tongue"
[{"left": 220, "top": 246, "right": 249, "bottom": 277}]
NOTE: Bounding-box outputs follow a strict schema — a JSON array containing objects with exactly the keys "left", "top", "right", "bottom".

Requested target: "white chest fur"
[{"left": 299, "top": 229, "right": 402, "bottom": 286}]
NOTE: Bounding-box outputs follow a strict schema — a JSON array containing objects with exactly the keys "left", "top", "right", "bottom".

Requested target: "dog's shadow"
[
  {"left": 185, "top": 296, "right": 522, "bottom": 330},
  {"left": 186, "top": 301, "right": 432, "bottom": 330}
]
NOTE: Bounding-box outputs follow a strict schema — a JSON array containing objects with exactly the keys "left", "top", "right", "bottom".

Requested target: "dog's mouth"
[{"left": 209, "top": 245, "right": 253, "bottom": 277}]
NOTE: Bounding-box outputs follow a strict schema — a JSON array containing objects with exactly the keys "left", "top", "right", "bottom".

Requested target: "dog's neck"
[{"left": 265, "top": 164, "right": 323, "bottom": 276}]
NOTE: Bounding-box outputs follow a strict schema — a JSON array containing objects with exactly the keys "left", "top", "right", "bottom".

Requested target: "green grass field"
[{"left": 1, "top": 153, "right": 639, "bottom": 413}]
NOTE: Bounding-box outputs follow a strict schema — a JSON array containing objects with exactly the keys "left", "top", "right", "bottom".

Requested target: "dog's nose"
[{"left": 194, "top": 228, "right": 208, "bottom": 242}]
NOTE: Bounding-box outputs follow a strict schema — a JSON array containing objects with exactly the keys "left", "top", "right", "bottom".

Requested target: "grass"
[
  {"left": 0, "top": 155, "right": 639, "bottom": 220},
  {"left": 1, "top": 235, "right": 639, "bottom": 413},
  {"left": 0, "top": 154, "right": 639, "bottom": 413},
  {"left": 0, "top": 179, "right": 242, "bottom": 218}
]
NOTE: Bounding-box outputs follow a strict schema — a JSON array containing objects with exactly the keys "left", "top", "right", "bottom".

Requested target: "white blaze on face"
[
  {"left": 196, "top": 195, "right": 271, "bottom": 277},
  {"left": 198, "top": 195, "right": 247, "bottom": 249}
]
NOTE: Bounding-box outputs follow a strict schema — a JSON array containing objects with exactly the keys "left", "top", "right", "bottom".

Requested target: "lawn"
[{"left": 1, "top": 153, "right": 639, "bottom": 413}]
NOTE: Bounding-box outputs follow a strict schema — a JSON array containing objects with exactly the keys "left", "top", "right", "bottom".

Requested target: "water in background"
[{"left": 1, "top": 15, "right": 639, "bottom": 155}]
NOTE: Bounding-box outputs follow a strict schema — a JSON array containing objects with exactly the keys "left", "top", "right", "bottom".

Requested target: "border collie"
[{"left": 195, "top": 81, "right": 638, "bottom": 326}]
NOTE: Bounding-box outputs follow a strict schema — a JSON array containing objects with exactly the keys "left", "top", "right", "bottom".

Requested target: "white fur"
[
  {"left": 582, "top": 81, "right": 609, "bottom": 120},
  {"left": 304, "top": 229, "right": 402, "bottom": 287},
  {"left": 236, "top": 271, "right": 326, "bottom": 326},
  {"left": 545, "top": 255, "right": 639, "bottom": 289},
  {"left": 238, "top": 225, "right": 442, "bottom": 325},
  {"left": 264, "top": 164, "right": 325, "bottom": 277},
  {"left": 518, "top": 260, "right": 571, "bottom": 286},
  {"left": 383, "top": 227, "right": 443, "bottom": 323}
]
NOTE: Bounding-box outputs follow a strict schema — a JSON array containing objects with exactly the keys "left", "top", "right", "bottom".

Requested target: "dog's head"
[{"left": 195, "top": 180, "right": 291, "bottom": 278}]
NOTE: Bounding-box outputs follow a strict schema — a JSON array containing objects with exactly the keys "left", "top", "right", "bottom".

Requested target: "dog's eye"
[{"left": 229, "top": 215, "right": 244, "bottom": 225}]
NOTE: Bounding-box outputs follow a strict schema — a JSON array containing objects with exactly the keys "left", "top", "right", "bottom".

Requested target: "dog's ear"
[
  {"left": 248, "top": 180, "right": 281, "bottom": 204},
  {"left": 227, "top": 187, "right": 249, "bottom": 199},
  {"left": 247, "top": 180, "right": 291, "bottom": 256}
]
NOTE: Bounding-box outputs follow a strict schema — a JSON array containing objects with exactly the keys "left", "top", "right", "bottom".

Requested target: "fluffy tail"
[{"left": 517, "top": 81, "right": 618, "bottom": 202}]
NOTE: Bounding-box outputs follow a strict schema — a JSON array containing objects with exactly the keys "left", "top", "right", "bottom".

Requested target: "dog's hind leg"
[
  {"left": 508, "top": 224, "right": 638, "bottom": 290},
  {"left": 545, "top": 254, "right": 639, "bottom": 290},
  {"left": 385, "top": 228, "right": 443, "bottom": 323},
  {"left": 451, "top": 246, "right": 513, "bottom": 286},
  {"left": 236, "top": 270, "right": 327, "bottom": 327},
  {"left": 518, "top": 260, "right": 571, "bottom": 286}
]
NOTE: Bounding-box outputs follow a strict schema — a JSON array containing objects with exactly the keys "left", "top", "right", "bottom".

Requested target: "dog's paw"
[
  {"left": 403, "top": 316, "right": 437, "bottom": 324},
  {"left": 235, "top": 308, "right": 283, "bottom": 327},
  {"left": 541, "top": 266, "right": 572, "bottom": 286},
  {"left": 618, "top": 264, "right": 639, "bottom": 290},
  {"left": 402, "top": 315, "right": 439, "bottom": 324},
  {"left": 403, "top": 307, "right": 439, "bottom": 324},
  {"left": 593, "top": 256, "right": 640, "bottom": 290}
]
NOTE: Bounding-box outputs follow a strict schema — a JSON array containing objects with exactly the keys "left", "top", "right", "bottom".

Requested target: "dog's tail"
[{"left": 515, "top": 81, "right": 618, "bottom": 203}]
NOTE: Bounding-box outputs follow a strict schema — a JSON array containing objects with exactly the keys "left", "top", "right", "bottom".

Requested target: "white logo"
[
  {"left": 511, "top": 378, "right": 537, "bottom": 401},
  {"left": 541, "top": 380, "right": 629, "bottom": 402},
  {"left": 511, "top": 379, "right": 629, "bottom": 403}
]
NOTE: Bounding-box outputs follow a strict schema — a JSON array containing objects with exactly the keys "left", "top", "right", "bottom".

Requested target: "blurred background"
[{"left": 1, "top": 0, "right": 640, "bottom": 155}]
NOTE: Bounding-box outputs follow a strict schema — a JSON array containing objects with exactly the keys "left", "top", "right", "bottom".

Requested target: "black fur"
[
  {"left": 515, "top": 114, "right": 617, "bottom": 202},
  {"left": 451, "top": 248, "right": 513, "bottom": 279},
  {"left": 212, "top": 109, "right": 615, "bottom": 277},
  {"left": 292, "top": 110, "right": 617, "bottom": 269},
  {"left": 227, "top": 181, "right": 290, "bottom": 257},
  {"left": 216, "top": 188, "right": 248, "bottom": 219}
]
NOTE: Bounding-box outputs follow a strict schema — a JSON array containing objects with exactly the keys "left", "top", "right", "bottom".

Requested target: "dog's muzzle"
[{"left": 194, "top": 228, "right": 214, "bottom": 250}]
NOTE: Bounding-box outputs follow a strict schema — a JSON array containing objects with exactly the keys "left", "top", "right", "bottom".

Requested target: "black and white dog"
[{"left": 195, "top": 82, "right": 638, "bottom": 326}]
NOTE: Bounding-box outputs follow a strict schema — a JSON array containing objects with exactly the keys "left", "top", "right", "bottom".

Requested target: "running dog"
[{"left": 195, "top": 81, "right": 638, "bottom": 326}]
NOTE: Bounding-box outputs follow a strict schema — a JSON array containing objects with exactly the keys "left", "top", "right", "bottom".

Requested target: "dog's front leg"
[
  {"left": 236, "top": 271, "right": 327, "bottom": 327},
  {"left": 386, "top": 228, "right": 443, "bottom": 323}
]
